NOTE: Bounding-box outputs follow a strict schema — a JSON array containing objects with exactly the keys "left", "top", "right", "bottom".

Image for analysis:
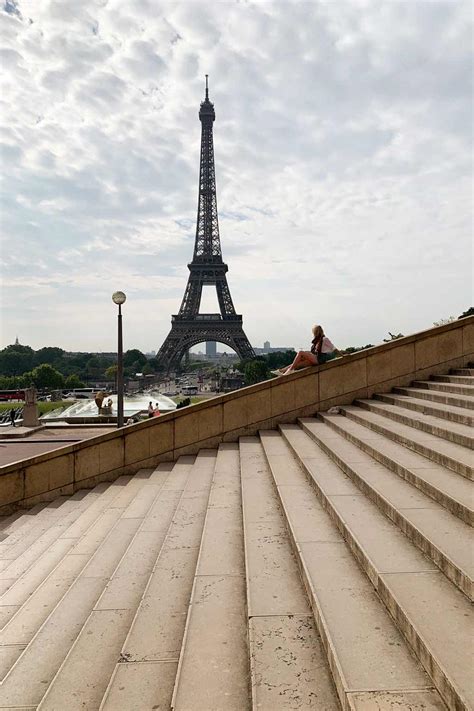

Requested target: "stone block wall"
[{"left": 0, "top": 317, "right": 472, "bottom": 514}]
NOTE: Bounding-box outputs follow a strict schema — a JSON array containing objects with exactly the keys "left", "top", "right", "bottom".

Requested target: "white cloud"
[{"left": 0, "top": 0, "right": 472, "bottom": 353}]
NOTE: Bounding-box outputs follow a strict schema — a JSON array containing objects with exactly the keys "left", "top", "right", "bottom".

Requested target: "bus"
[
  {"left": 0, "top": 390, "right": 25, "bottom": 402},
  {"left": 181, "top": 385, "right": 198, "bottom": 396}
]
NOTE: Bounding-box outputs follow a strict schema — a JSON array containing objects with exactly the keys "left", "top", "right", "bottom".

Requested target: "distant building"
[
  {"left": 254, "top": 340, "right": 294, "bottom": 355},
  {"left": 206, "top": 341, "right": 217, "bottom": 356}
]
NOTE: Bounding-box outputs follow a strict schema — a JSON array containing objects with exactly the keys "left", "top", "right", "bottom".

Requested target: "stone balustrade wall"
[{"left": 0, "top": 317, "right": 472, "bottom": 514}]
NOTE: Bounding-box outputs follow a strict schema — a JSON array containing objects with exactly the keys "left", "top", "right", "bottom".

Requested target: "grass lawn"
[{"left": 0, "top": 401, "right": 74, "bottom": 415}]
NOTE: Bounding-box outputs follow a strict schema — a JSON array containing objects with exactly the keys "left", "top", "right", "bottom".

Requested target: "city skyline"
[{"left": 1, "top": 1, "right": 472, "bottom": 354}]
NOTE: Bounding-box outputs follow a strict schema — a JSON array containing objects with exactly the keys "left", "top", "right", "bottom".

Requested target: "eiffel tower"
[{"left": 156, "top": 77, "right": 255, "bottom": 371}]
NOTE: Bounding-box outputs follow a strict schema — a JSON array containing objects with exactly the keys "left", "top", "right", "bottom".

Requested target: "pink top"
[{"left": 320, "top": 336, "right": 335, "bottom": 353}]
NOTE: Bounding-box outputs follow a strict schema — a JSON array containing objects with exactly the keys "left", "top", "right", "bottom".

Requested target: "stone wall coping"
[{"left": 0, "top": 315, "right": 472, "bottom": 478}]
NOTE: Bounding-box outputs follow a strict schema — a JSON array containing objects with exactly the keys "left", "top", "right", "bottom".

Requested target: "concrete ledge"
[{"left": 0, "top": 317, "right": 472, "bottom": 514}]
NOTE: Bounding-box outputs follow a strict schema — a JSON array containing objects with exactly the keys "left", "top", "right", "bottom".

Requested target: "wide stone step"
[
  {"left": 451, "top": 368, "right": 474, "bottom": 376},
  {"left": 0, "top": 490, "right": 108, "bottom": 595},
  {"left": 101, "top": 452, "right": 216, "bottom": 711},
  {"left": 300, "top": 417, "right": 473, "bottom": 599},
  {"left": 323, "top": 409, "right": 473, "bottom": 524},
  {"left": 374, "top": 392, "right": 474, "bottom": 426},
  {"left": 0, "top": 502, "right": 52, "bottom": 534},
  {"left": 432, "top": 374, "right": 474, "bottom": 385},
  {"left": 340, "top": 404, "right": 473, "bottom": 480},
  {"left": 355, "top": 398, "right": 473, "bottom": 449},
  {"left": 0, "top": 479, "right": 134, "bottom": 633},
  {"left": 0, "top": 495, "right": 88, "bottom": 558},
  {"left": 171, "top": 445, "right": 248, "bottom": 711},
  {"left": 412, "top": 380, "right": 474, "bottom": 397},
  {"left": 239, "top": 437, "right": 339, "bottom": 710},
  {"left": 392, "top": 386, "right": 474, "bottom": 411},
  {"left": 260, "top": 430, "right": 447, "bottom": 711},
  {"left": 0, "top": 471, "right": 160, "bottom": 706},
  {"left": 37, "top": 461, "right": 194, "bottom": 711},
  {"left": 277, "top": 425, "right": 473, "bottom": 711}
]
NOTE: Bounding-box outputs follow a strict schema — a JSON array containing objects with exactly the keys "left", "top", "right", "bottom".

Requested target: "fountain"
[{"left": 40, "top": 391, "right": 177, "bottom": 424}]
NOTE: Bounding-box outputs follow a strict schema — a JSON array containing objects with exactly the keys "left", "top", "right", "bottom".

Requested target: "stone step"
[
  {"left": 0, "top": 480, "right": 132, "bottom": 630},
  {"left": 0, "top": 490, "right": 108, "bottom": 594},
  {"left": 171, "top": 444, "right": 248, "bottom": 711},
  {"left": 324, "top": 408, "right": 473, "bottom": 524},
  {"left": 355, "top": 398, "right": 474, "bottom": 449},
  {"left": 432, "top": 374, "right": 474, "bottom": 385},
  {"left": 0, "top": 502, "right": 51, "bottom": 533},
  {"left": 392, "top": 386, "right": 474, "bottom": 411},
  {"left": 0, "top": 496, "right": 85, "bottom": 554},
  {"left": 277, "top": 425, "right": 473, "bottom": 711},
  {"left": 412, "top": 380, "right": 474, "bottom": 397},
  {"left": 340, "top": 404, "right": 473, "bottom": 480},
  {"left": 0, "top": 474, "right": 144, "bottom": 663},
  {"left": 0, "top": 488, "right": 107, "bottom": 552},
  {"left": 0, "top": 470, "right": 162, "bottom": 706},
  {"left": 37, "top": 462, "right": 194, "bottom": 711},
  {"left": 374, "top": 392, "right": 474, "bottom": 426},
  {"left": 239, "top": 436, "right": 339, "bottom": 710},
  {"left": 451, "top": 368, "right": 474, "bottom": 376},
  {"left": 100, "top": 451, "right": 216, "bottom": 711},
  {"left": 300, "top": 417, "right": 473, "bottom": 600},
  {"left": 260, "top": 430, "right": 447, "bottom": 711}
]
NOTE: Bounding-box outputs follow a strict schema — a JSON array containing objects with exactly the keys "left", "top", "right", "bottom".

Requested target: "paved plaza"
[{"left": 0, "top": 426, "right": 115, "bottom": 466}]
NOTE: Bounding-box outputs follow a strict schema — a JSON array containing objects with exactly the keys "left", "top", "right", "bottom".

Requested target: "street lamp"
[{"left": 112, "top": 291, "right": 126, "bottom": 428}]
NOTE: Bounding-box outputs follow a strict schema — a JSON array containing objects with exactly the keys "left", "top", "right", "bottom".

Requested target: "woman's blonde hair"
[{"left": 312, "top": 324, "right": 324, "bottom": 340}]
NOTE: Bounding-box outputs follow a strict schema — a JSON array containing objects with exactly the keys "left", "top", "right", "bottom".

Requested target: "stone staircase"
[{"left": 0, "top": 369, "right": 471, "bottom": 710}]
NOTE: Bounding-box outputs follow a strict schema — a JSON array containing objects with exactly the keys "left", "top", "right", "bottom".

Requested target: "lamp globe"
[{"left": 112, "top": 291, "right": 126, "bottom": 305}]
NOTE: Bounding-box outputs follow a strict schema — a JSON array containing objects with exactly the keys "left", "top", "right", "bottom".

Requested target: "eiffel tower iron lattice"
[{"left": 156, "top": 77, "right": 255, "bottom": 371}]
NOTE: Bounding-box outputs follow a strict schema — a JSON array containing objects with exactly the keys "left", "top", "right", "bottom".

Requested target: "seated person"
[{"left": 274, "top": 325, "right": 337, "bottom": 375}]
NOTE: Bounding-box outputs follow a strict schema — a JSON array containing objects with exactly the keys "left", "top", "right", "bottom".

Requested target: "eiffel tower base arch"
[{"left": 156, "top": 317, "right": 255, "bottom": 372}]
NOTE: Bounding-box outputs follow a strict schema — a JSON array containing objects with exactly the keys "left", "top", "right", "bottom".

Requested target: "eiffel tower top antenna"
[{"left": 205, "top": 74, "right": 209, "bottom": 100}]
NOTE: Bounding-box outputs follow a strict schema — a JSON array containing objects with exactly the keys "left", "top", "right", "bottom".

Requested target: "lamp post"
[{"left": 112, "top": 291, "right": 126, "bottom": 428}]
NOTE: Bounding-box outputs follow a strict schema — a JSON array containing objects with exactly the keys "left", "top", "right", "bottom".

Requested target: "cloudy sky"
[{"left": 1, "top": 0, "right": 472, "bottom": 354}]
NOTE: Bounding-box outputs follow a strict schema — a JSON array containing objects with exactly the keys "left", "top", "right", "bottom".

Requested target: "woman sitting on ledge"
[{"left": 273, "top": 325, "right": 338, "bottom": 376}]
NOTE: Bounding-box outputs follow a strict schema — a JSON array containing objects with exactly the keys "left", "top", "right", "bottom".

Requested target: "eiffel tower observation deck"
[{"left": 156, "top": 77, "right": 255, "bottom": 371}]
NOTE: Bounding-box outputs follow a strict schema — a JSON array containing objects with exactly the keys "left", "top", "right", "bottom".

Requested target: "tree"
[
  {"left": 0, "top": 375, "right": 27, "bottom": 389},
  {"left": 29, "top": 364, "right": 65, "bottom": 389},
  {"left": 123, "top": 350, "right": 147, "bottom": 369},
  {"left": 341, "top": 344, "right": 375, "bottom": 354},
  {"left": 33, "top": 347, "right": 65, "bottom": 367},
  {"left": 65, "top": 374, "right": 85, "bottom": 389},
  {"left": 243, "top": 360, "right": 269, "bottom": 385},
  {"left": 459, "top": 307, "right": 474, "bottom": 319},
  {"left": 0, "top": 347, "right": 34, "bottom": 376},
  {"left": 265, "top": 350, "right": 296, "bottom": 369},
  {"left": 84, "top": 356, "right": 102, "bottom": 378},
  {"left": 105, "top": 365, "right": 118, "bottom": 381}
]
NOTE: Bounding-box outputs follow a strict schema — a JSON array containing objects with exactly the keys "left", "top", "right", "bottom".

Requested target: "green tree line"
[{"left": 0, "top": 343, "right": 157, "bottom": 390}]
